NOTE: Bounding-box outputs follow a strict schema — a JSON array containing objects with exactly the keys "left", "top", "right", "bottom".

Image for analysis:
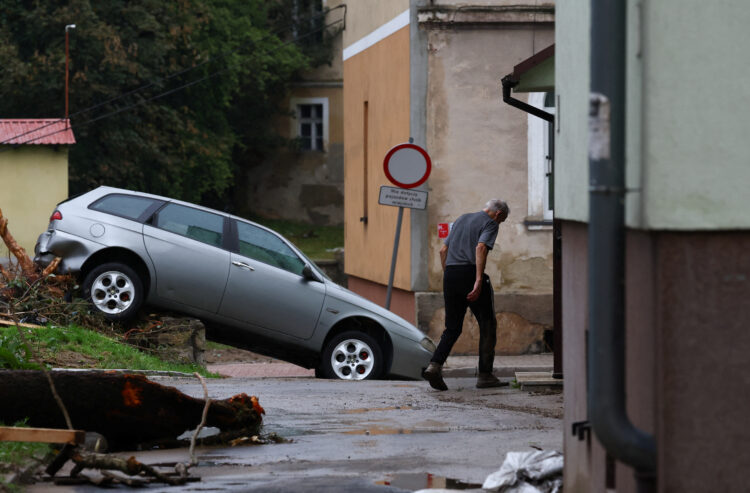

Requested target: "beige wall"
[
  {"left": 342, "top": 0, "right": 409, "bottom": 49},
  {"left": 240, "top": 0, "right": 345, "bottom": 227},
  {"left": 244, "top": 85, "right": 344, "bottom": 226},
  {"left": 0, "top": 146, "right": 69, "bottom": 258},
  {"left": 343, "top": 26, "right": 412, "bottom": 290},
  {"left": 424, "top": 24, "right": 555, "bottom": 294},
  {"left": 302, "top": 0, "right": 345, "bottom": 82}
]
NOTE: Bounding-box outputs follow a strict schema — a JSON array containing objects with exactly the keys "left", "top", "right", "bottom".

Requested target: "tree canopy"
[{"left": 0, "top": 0, "right": 316, "bottom": 205}]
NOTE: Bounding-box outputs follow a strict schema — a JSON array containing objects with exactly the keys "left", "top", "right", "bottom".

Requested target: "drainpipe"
[
  {"left": 500, "top": 76, "right": 561, "bottom": 380},
  {"left": 588, "top": 0, "right": 656, "bottom": 489},
  {"left": 500, "top": 76, "right": 554, "bottom": 123}
]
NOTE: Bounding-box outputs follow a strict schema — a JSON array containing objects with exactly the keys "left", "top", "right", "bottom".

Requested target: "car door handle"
[{"left": 232, "top": 260, "right": 255, "bottom": 271}]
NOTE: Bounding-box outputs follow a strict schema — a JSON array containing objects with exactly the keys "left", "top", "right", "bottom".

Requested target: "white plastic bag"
[{"left": 482, "top": 450, "right": 563, "bottom": 493}]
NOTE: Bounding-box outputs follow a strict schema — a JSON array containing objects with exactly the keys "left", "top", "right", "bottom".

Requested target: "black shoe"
[
  {"left": 423, "top": 362, "right": 448, "bottom": 391},
  {"left": 476, "top": 372, "right": 506, "bottom": 388}
]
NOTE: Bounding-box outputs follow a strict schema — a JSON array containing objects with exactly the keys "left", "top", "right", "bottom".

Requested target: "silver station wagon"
[{"left": 35, "top": 186, "right": 434, "bottom": 380}]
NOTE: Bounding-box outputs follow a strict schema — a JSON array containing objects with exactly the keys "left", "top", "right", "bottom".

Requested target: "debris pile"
[{"left": 0, "top": 207, "right": 101, "bottom": 330}]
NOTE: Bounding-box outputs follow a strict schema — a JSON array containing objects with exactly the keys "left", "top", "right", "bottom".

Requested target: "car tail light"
[{"left": 50, "top": 210, "right": 63, "bottom": 222}]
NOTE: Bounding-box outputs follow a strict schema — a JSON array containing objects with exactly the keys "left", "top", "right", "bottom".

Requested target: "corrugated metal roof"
[{"left": 0, "top": 119, "right": 76, "bottom": 145}]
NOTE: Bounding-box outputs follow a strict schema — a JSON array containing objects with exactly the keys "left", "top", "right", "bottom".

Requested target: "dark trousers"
[{"left": 431, "top": 265, "right": 497, "bottom": 373}]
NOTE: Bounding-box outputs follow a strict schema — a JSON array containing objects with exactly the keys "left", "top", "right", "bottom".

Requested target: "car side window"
[
  {"left": 89, "top": 194, "right": 162, "bottom": 221},
  {"left": 236, "top": 221, "right": 305, "bottom": 276},
  {"left": 155, "top": 203, "right": 224, "bottom": 248}
]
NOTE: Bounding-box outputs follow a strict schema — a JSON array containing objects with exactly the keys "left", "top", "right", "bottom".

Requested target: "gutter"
[
  {"left": 500, "top": 76, "right": 554, "bottom": 123},
  {"left": 588, "top": 0, "right": 656, "bottom": 487}
]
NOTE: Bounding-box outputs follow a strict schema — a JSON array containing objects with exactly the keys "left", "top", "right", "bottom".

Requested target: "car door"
[
  {"left": 143, "top": 203, "right": 230, "bottom": 313},
  {"left": 218, "top": 220, "right": 326, "bottom": 339}
]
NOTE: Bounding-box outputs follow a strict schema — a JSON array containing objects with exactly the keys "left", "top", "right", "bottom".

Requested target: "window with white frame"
[
  {"left": 292, "top": 97, "right": 328, "bottom": 152},
  {"left": 527, "top": 92, "right": 555, "bottom": 226}
]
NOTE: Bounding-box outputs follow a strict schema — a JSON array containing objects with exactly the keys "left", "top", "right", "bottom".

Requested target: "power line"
[{"left": 1, "top": 4, "right": 345, "bottom": 146}]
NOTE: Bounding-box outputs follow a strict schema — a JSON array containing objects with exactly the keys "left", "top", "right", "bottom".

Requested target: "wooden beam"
[
  {"left": 0, "top": 318, "right": 43, "bottom": 329},
  {"left": 0, "top": 426, "right": 85, "bottom": 445}
]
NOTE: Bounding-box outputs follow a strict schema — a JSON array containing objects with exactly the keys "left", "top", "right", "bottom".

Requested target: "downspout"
[
  {"left": 588, "top": 0, "right": 656, "bottom": 488},
  {"left": 500, "top": 76, "right": 554, "bottom": 123},
  {"left": 500, "top": 76, "right": 561, "bottom": 380}
]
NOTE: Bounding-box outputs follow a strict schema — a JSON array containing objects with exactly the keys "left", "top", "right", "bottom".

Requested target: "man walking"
[{"left": 423, "top": 199, "right": 509, "bottom": 391}]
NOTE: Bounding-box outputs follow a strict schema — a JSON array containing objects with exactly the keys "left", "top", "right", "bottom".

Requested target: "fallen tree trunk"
[
  {"left": 0, "top": 208, "right": 36, "bottom": 278},
  {"left": 0, "top": 371, "right": 263, "bottom": 450}
]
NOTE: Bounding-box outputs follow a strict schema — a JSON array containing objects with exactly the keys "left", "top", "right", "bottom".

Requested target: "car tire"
[
  {"left": 320, "top": 331, "right": 383, "bottom": 380},
  {"left": 83, "top": 262, "right": 143, "bottom": 322}
]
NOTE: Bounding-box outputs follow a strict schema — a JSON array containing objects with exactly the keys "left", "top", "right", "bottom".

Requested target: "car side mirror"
[{"left": 302, "top": 264, "right": 320, "bottom": 282}]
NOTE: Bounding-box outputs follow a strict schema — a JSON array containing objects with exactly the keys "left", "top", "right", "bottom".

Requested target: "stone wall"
[{"left": 416, "top": 292, "right": 553, "bottom": 355}]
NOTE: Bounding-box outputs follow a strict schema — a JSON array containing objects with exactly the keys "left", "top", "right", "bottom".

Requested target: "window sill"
[{"left": 524, "top": 218, "right": 553, "bottom": 231}]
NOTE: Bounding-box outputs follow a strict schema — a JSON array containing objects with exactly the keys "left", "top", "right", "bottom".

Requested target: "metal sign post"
[
  {"left": 381, "top": 141, "right": 432, "bottom": 310},
  {"left": 385, "top": 207, "right": 404, "bottom": 310}
]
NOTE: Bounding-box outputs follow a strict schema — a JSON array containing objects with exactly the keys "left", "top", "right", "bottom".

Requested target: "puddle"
[
  {"left": 344, "top": 427, "right": 448, "bottom": 435},
  {"left": 343, "top": 405, "right": 414, "bottom": 414},
  {"left": 376, "top": 473, "right": 482, "bottom": 490}
]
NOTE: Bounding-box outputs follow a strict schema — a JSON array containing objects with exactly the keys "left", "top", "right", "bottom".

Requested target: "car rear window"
[
  {"left": 155, "top": 203, "right": 224, "bottom": 248},
  {"left": 89, "top": 194, "right": 162, "bottom": 221}
]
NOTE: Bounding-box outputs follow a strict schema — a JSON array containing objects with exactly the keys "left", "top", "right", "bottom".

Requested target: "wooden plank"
[
  {"left": 0, "top": 426, "right": 85, "bottom": 445},
  {"left": 0, "top": 318, "right": 43, "bottom": 329}
]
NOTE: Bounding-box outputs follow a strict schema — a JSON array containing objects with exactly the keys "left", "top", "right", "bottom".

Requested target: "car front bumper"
[{"left": 389, "top": 332, "right": 434, "bottom": 380}]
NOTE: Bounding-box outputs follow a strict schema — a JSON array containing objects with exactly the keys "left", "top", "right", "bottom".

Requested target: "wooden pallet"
[{"left": 0, "top": 426, "right": 85, "bottom": 445}]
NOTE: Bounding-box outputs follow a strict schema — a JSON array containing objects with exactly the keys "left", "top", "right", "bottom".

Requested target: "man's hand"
[
  {"left": 467, "top": 278, "right": 482, "bottom": 301},
  {"left": 468, "top": 242, "right": 489, "bottom": 302}
]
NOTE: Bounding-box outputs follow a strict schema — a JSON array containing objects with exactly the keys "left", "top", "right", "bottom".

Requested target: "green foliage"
[
  {"left": 0, "top": 332, "right": 40, "bottom": 370},
  {"left": 0, "top": 0, "right": 312, "bottom": 205},
  {"left": 0, "top": 420, "right": 52, "bottom": 475}
]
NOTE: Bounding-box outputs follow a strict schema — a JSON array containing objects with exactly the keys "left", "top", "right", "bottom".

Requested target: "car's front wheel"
[
  {"left": 320, "top": 331, "right": 383, "bottom": 380},
  {"left": 83, "top": 262, "right": 143, "bottom": 322}
]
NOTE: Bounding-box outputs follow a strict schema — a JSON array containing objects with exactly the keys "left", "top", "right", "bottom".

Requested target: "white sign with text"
[{"left": 378, "top": 186, "right": 428, "bottom": 210}]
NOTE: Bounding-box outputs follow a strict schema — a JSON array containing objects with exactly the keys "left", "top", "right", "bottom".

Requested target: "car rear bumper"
[{"left": 34, "top": 230, "right": 102, "bottom": 275}]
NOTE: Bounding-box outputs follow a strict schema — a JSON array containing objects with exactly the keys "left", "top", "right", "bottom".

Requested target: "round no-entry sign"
[{"left": 383, "top": 143, "right": 431, "bottom": 189}]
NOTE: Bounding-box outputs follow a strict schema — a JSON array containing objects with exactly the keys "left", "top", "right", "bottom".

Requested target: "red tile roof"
[{"left": 0, "top": 119, "right": 76, "bottom": 145}]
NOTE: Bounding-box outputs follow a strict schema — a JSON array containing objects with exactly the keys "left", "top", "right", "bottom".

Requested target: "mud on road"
[{"left": 60, "top": 374, "right": 563, "bottom": 492}]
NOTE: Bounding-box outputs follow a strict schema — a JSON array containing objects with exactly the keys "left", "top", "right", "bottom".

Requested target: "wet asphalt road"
[{"left": 29, "top": 374, "right": 563, "bottom": 492}]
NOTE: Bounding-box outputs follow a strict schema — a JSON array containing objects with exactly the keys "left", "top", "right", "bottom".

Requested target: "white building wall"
[
  {"left": 638, "top": 0, "right": 750, "bottom": 230},
  {"left": 553, "top": 0, "right": 589, "bottom": 223},
  {"left": 557, "top": 0, "right": 750, "bottom": 230}
]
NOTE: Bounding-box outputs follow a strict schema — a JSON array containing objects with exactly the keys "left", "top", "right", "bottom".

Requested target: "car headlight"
[{"left": 420, "top": 336, "right": 436, "bottom": 352}]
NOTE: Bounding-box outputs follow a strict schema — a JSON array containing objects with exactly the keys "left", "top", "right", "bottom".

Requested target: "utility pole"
[{"left": 65, "top": 24, "right": 76, "bottom": 125}]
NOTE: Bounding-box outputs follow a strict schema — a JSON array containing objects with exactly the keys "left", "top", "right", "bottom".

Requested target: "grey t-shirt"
[{"left": 444, "top": 211, "right": 499, "bottom": 266}]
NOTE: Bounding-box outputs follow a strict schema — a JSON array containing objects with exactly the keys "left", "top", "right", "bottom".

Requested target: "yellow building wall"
[
  {"left": 0, "top": 147, "right": 69, "bottom": 259},
  {"left": 343, "top": 26, "right": 412, "bottom": 289}
]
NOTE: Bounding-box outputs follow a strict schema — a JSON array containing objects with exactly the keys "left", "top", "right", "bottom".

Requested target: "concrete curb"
[{"left": 443, "top": 365, "right": 553, "bottom": 378}]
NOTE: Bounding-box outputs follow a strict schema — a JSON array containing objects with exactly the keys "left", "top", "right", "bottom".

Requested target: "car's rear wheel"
[
  {"left": 83, "top": 262, "right": 143, "bottom": 321},
  {"left": 320, "top": 331, "right": 383, "bottom": 380}
]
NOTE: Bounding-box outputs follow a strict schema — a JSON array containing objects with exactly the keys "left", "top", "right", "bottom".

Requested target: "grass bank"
[{"left": 0, "top": 325, "right": 213, "bottom": 376}]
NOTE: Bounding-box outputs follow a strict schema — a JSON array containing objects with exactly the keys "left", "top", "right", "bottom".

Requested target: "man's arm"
[
  {"left": 467, "top": 242, "right": 489, "bottom": 302},
  {"left": 440, "top": 243, "right": 448, "bottom": 272}
]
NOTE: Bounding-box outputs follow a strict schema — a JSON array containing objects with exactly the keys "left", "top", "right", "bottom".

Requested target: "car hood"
[{"left": 323, "top": 281, "right": 425, "bottom": 342}]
